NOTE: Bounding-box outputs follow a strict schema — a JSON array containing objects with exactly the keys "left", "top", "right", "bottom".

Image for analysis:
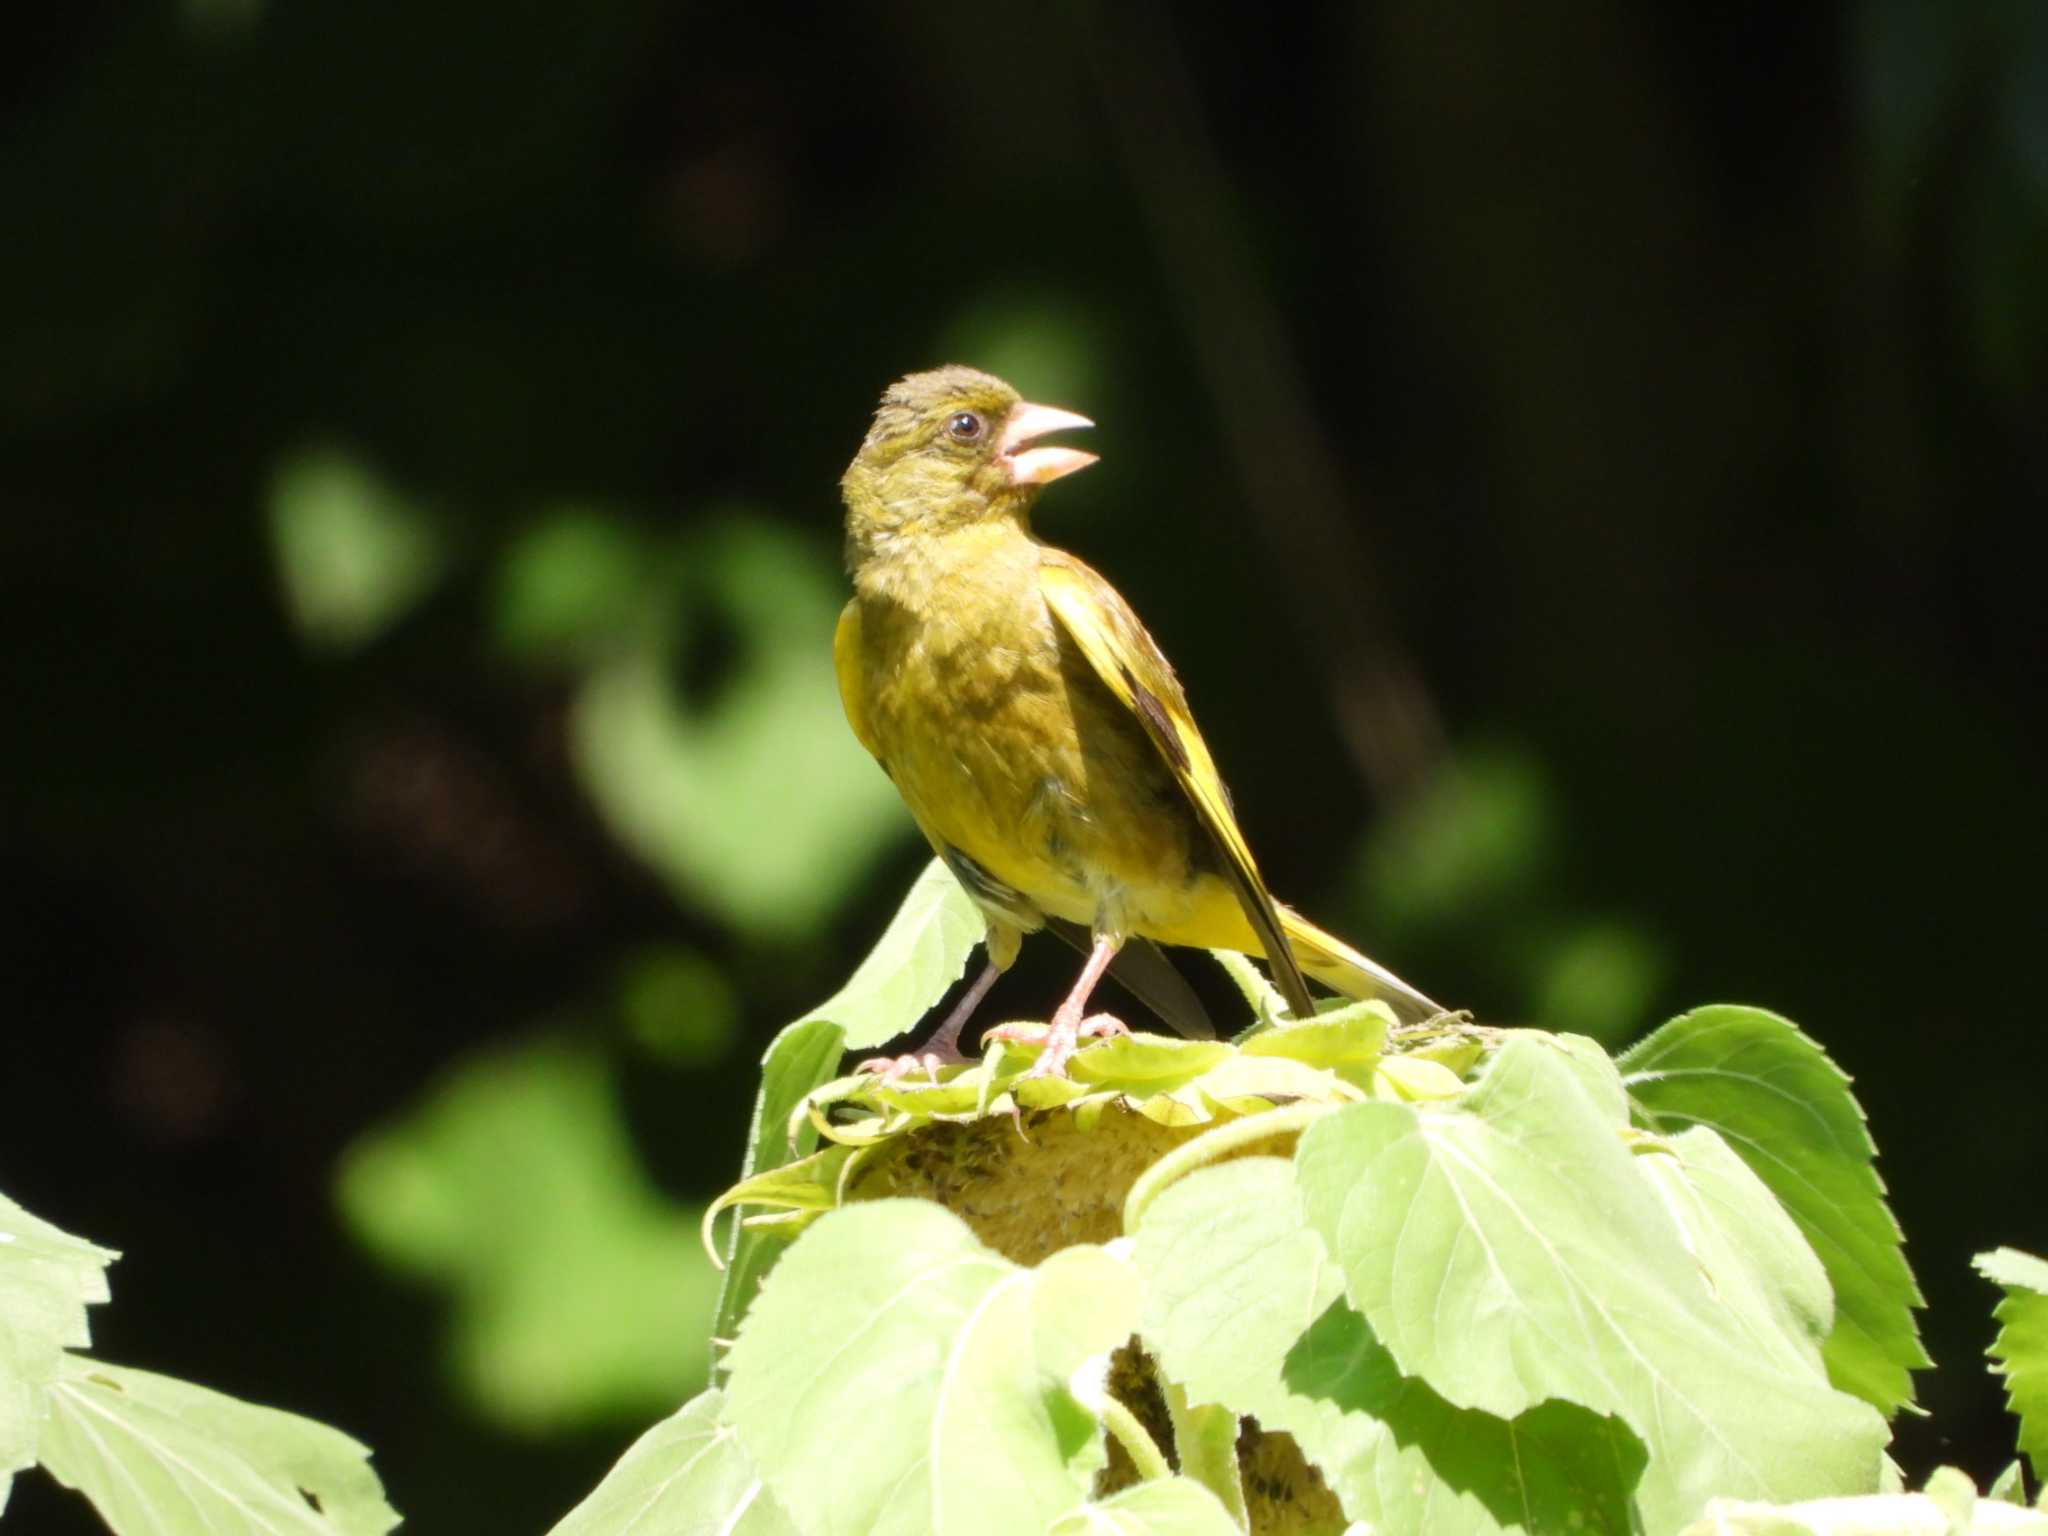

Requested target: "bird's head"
[{"left": 840, "top": 366, "right": 1096, "bottom": 565}]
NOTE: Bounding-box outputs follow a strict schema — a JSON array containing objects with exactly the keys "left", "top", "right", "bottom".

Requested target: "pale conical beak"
[{"left": 1000, "top": 401, "right": 1097, "bottom": 487}]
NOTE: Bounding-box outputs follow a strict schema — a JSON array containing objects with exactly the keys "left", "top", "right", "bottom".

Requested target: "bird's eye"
[{"left": 945, "top": 411, "right": 985, "bottom": 443}]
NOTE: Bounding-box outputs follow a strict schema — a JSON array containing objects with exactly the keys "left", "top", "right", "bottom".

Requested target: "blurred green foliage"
[
  {"left": 3, "top": 2, "right": 2043, "bottom": 1532},
  {"left": 269, "top": 446, "right": 446, "bottom": 653},
  {"left": 617, "top": 945, "right": 738, "bottom": 1069},
  {"left": 336, "top": 1039, "right": 719, "bottom": 1436},
  {"left": 567, "top": 516, "right": 901, "bottom": 939},
  {"left": 1353, "top": 747, "right": 1666, "bottom": 1043}
]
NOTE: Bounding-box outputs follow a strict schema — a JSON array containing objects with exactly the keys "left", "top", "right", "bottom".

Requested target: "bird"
[{"left": 834, "top": 365, "right": 1440, "bottom": 1077}]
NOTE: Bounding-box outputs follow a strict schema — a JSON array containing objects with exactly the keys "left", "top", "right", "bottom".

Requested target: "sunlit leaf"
[
  {"left": 1237, "top": 1003, "right": 1388, "bottom": 1068},
  {"left": 38, "top": 1356, "right": 399, "bottom": 1536},
  {"left": 1132, "top": 1156, "right": 1646, "bottom": 1535},
  {"left": 1368, "top": 1054, "right": 1466, "bottom": 1102},
  {"left": 723, "top": 1202, "right": 1133, "bottom": 1536},
  {"left": 1286, "top": 1309, "right": 1652, "bottom": 1536},
  {"left": 703, "top": 1143, "right": 865, "bottom": 1252},
  {"left": 1977, "top": 1248, "right": 2048, "bottom": 1485},
  {"left": 544, "top": 1388, "right": 796, "bottom": 1536},
  {"left": 1632, "top": 1127, "right": 1833, "bottom": 1378},
  {"left": 1985, "top": 1460, "right": 2026, "bottom": 1507},
  {"left": 1679, "top": 1478, "right": 2048, "bottom": 1534},
  {"left": 708, "top": 861, "right": 986, "bottom": 1352},
  {"left": 800, "top": 858, "right": 984, "bottom": 1051},
  {"left": 1044, "top": 1477, "right": 1243, "bottom": 1536},
  {"left": 1069, "top": 1036, "right": 1232, "bottom": 1088},
  {"left": 268, "top": 445, "right": 444, "bottom": 653},
  {"left": 1174, "top": 1053, "right": 1359, "bottom": 1118},
  {"left": 1160, "top": 1384, "right": 1245, "bottom": 1532},
  {"left": 1296, "top": 1038, "right": 1886, "bottom": 1528},
  {"left": 335, "top": 1039, "right": 715, "bottom": 1433},
  {"left": 709, "top": 1019, "right": 848, "bottom": 1369},
  {"left": 0, "top": 1195, "right": 116, "bottom": 1512},
  {"left": 1621, "top": 1006, "right": 1928, "bottom": 1415}
]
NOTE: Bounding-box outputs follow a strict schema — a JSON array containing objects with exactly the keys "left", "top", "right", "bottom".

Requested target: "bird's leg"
[
  {"left": 986, "top": 935, "right": 1128, "bottom": 1079},
  {"left": 857, "top": 958, "right": 1002, "bottom": 1082}
]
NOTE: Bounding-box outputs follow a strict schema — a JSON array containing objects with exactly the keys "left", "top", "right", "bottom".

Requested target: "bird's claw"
[
  {"left": 986, "top": 1011, "right": 1128, "bottom": 1081},
  {"left": 855, "top": 1052, "right": 953, "bottom": 1085}
]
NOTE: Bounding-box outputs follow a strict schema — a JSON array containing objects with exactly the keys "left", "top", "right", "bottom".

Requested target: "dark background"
[{"left": 4, "top": 2, "right": 2043, "bottom": 1530}]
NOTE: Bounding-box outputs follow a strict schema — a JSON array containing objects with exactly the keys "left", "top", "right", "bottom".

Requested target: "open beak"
[{"left": 1000, "top": 401, "right": 1097, "bottom": 487}]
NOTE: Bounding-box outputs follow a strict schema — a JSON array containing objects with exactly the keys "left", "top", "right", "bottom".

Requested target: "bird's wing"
[
  {"left": 833, "top": 600, "right": 882, "bottom": 760},
  {"left": 1038, "top": 556, "right": 1316, "bottom": 1020}
]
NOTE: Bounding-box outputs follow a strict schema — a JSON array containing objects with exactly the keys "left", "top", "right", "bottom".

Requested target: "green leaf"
[
  {"left": 0, "top": 1194, "right": 116, "bottom": 1511},
  {"left": 802, "top": 858, "right": 986, "bottom": 1050},
  {"left": 1632, "top": 1127, "right": 1834, "bottom": 1377},
  {"left": 1133, "top": 1156, "right": 1646, "bottom": 1536},
  {"left": 1926, "top": 1465, "right": 1979, "bottom": 1530},
  {"left": 1988, "top": 1461, "right": 2027, "bottom": 1506},
  {"left": 1676, "top": 1481, "right": 2048, "bottom": 1533},
  {"left": 1160, "top": 1385, "right": 1246, "bottom": 1532},
  {"left": 544, "top": 1388, "right": 796, "bottom": 1536},
  {"left": 707, "top": 851, "right": 1004, "bottom": 1355},
  {"left": 335, "top": 1038, "right": 716, "bottom": 1433},
  {"left": 38, "top": 1356, "right": 399, "bottom": 1535},
  {"left": 704, "top": 1142, "right": 865, "bottom": 1250},
  {"left": 786, "top": 1031, "right": 1366, "bottom": 1164},
  {"left": 1620, "top": 1005, "right": 1929, "bottom": 1415},
  {"left": 723, "top": 1201, "right": 1134, "bottom": 1536},
  {"left": 1296, "top": 1036, "right": 1886, "bottom": 1530},
  {"left": 1133, "top": 1157, "right": 1342, "bottom": 1412},
  {"left": 1068, "top": 1036, "right": 1233, "bottom": 1089},
  {"left": 1977, "top": 1248, "right": 2048, "bottom": 1484},
  {"left": 1045, "top": 1477, "right": 1244, "bottom": 1535},
  {"left": 1168, "top": 1054, "right": 1359, "bottom": 1118},
  {"left": 1207, "top": 948, "right": 1286, "bottom": 1024},
  {"left": 1286, "top": 1309, "right": 1653, "bottom": 1536},
  {"left": 1369, "top": 1053, "right": 1468, "bottom": 1102},
  {"left": 1545, "top": 1030, "right": 1635, "bottom": 1121},
  {"left": 712, "top": 1039, "right": 868, "bottom": 1362},
  {"left": 1236, "top": 1004, "right": 1389, "bottom": 1068}
]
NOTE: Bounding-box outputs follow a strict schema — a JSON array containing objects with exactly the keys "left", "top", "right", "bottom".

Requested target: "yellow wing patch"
[
  {"left": 1038, "top": 561, "right": 1315, "bottom": 1020},
  {"left": 833, "top": 600, "right": 881, "bottom": 760}
]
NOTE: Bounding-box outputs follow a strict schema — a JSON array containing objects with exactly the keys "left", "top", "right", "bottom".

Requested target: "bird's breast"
[{"left": 852, "top": 536, "right": 1207, "bottom": 934}]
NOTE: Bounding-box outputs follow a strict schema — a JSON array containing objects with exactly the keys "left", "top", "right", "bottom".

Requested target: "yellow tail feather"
[{"left": 1278, "top": 908, "right": 1442, "bottom": 1024}]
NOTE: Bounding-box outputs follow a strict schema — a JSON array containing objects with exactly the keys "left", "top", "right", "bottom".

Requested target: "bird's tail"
[{"left": 1279, "top": 907, "right": 1442, "bottom": 1024}]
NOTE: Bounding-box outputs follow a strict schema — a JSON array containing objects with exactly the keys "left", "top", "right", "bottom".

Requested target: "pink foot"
[
  {"left": 855, "top": 1050, "right": 957, "bottom": 1085},
  {"left": 986, "top": 1010, "right": 1129, "bottom": 1080}
]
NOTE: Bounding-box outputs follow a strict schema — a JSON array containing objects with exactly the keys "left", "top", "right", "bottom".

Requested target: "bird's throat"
[
  {"left": 845, "top": 484, "right": 1037, "bottom": 583},
  {"left": 849, "top": 513, "right": 1044, "bottom": 623}
]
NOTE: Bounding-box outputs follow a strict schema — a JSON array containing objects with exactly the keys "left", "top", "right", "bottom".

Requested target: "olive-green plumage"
[{"left": 836, "top": 366, "right": 1437, "bottom": 1066}]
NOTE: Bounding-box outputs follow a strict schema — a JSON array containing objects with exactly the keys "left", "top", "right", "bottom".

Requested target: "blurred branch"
[{"left": 1069, "top": 0, "right": 1446, "bottom": 803}]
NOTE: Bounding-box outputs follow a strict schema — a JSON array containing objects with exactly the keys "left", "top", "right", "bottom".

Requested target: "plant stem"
[
  {"left": 1097, "top": 1392, "right": 1172, "bottom": 1484},
  {"left": 1122, "top": 1100, "right": 1335, "bottom": 1233}
]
